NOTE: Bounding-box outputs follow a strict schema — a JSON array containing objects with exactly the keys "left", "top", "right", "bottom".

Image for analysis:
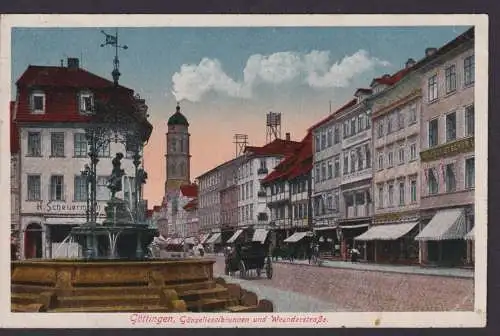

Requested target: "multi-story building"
[
  {"left": 197, "top": 161, "right": 225, "bottom": 243},
  {"left": 356, "top": 61, "right": 421, "bottom": 264},
  {"left": 219, "top": 156, "right": 245, "bottom": 233},
  {"left": 415, "top": 27, "right": 475, "bottom": 266},
  {"left": 310, "top": 99, "right": 356, "bottom": 256},
  {"left": 262, "top": 132, "right": 313, "bottom": 247},
  {"left": 10, "top": 102, "right": 21, "bottom": 259},
  {"left": 183, "top": 197, "right": 199, "bottom": 237},
  {"left": 14, "top": 58, "right": 149, "bottom": 259},
  {"left": 165, "top": 183, "right": 198, "bottom": 238},
  {"left": 237, "top": 136, "right": 301, "bottom": 234},
  {"left": 334, "top": 89, "right": 374, "bottom": 259}
]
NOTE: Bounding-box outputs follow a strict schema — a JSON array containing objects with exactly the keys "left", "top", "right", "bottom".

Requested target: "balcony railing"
[
  {"left": 257, "top": 167, "right": 269, "bottom": 175},
  {"left": 257, "top": 190, "right": 267, "bottom": 198}
]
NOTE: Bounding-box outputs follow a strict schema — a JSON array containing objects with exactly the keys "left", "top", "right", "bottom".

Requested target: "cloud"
[{"left": 171, "top": 49, "right": 390, "bottom": 102}]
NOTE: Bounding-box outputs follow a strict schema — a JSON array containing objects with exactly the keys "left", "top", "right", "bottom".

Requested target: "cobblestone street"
[{"left": 211, "top": 256, "right": 474, "bottom": 312}]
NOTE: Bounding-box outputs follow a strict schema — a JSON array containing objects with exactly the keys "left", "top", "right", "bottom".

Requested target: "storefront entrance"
[{"left": 24, "top": 223, "right": 43, "bottom": 259}]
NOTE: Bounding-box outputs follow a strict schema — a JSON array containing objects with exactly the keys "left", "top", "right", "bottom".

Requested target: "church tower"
[{"left": 165, "top": 103, "right": 191, "bottom": 193}]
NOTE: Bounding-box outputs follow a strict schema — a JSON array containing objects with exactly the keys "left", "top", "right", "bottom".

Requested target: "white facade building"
[
  {"left": 19, "top": 126, "right": 138, "bottom": 259},
  {"left": 238, "top": 137, "right": 300, "bottom": 229}
]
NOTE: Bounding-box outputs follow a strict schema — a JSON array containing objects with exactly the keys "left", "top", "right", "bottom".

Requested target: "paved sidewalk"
[
  {"left": 215, "top": 274, "right": 339, "bottom": 312},
  {"left": 272, "top": 258, "right": 474, "bottom": 278}
]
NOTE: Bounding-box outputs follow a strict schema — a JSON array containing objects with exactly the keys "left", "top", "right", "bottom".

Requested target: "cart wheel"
[
  {"left": 239, "top": 260, "right": 247, "bottom": 278},
  {"left": 266, "top": 257, "right": 273, "bottom": 279},
  {"left": 256, "top": 268, "right": 262, "bottom": 277}
]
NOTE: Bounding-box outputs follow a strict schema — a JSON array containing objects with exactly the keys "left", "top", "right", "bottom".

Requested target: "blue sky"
[{"left": 11, "top": 26, "right": 471, "bottom": 204}]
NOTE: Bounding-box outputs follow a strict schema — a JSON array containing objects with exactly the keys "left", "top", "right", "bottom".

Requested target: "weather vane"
[{"left": 100, "top": 28, "right": 129, "bottom": 86}]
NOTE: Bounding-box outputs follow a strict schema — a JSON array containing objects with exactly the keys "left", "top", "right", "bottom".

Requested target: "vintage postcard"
[{"left": 0, "top": 14, "right": 487, "bottom": 328}]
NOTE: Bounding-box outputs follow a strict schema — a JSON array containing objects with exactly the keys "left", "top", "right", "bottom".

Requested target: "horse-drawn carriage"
[{"left": 224, "top": 228, "right": 273, "bottom": 279}]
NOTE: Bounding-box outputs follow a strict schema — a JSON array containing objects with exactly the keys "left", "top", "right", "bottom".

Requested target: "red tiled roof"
[
  {"left": 244, "top": 138, "right": 302, "bottom": 157},
  {"left": 16, "top": 65, "right": 133, "bottom": 92},
  {"left": 308, "top": 98, "right": 357, "bottom": 131},
  {"left": 10, "top": 101, "right": 19, "bottom": 154},
  {"left": 152, "top": 205, "right": 162, "bottom": 212},
  {"left": 262, "top": 131, "right": 313, "bottom": 184},
  {"left": 371, "top": 67, "right": 411, "bottom": 87},
  {"left": 180, "top": 183, "right": 198, "bottom": 198},
  {"left": 183, "top": 198, "right": 198, "bottom": 211}
]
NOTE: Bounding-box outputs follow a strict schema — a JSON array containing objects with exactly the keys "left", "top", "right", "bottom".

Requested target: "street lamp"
[{"left": 80, "top": 164, "right": 91, "bottom": 223}]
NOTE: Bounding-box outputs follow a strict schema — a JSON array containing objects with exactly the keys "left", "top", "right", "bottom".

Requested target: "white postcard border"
[{"left": 0, "top": 14, "right": 488, "bottom": 328}]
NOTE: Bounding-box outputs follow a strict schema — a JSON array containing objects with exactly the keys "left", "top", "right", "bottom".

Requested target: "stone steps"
[
  {"left": 51, "top": 305, "right": 174, "bottom": 313},
  {"left": 11, "top": 292, "right": 41, "bottom": 305},
  {"left": 56, "top": 294, "right": 161, "bottom": 309},
  {"left": 11, "top": 303, "right": 45, "bottom": 312},
  {"left": 186, "top": 298, "right": 234, "bottom": 312}
]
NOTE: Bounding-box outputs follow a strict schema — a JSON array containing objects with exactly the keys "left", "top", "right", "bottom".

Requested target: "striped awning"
[
  {"left": 252, "top": 229, "right": 269, "bottom": 244},
  {"left": 314, "top": 226, "right": 337, "bottom": 231},
  {"left": 199, "top": 233, "right": 211, "bottom": 244},
  {"left": 415, "top": 209, "right": 467, "bottom": 241},
  {"left": 355, "top": 222, "right": 418, "bottom": 241},
  {"left": 226, "top": 229, "right": 244, "bottom": 244},
  {"left": 205, "top": 232, "right": 222, "bottom": 244},
  {"left": 465, "top": 227, "right": 475, "bottom": 241},
  {"left": 283, "top": 232, "right": 308, "bottom": 243}
]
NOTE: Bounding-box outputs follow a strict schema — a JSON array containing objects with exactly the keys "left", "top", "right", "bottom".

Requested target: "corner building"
[
  {"left": 415, "top": 28, "right": 475, "bottom": 266},
  {"left": 14, "top": 58, "right": 146, "bottom": 259}
]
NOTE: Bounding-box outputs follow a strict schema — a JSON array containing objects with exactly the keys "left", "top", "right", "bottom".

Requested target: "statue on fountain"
[{"left": 108, "top": 152, "right": 125, "bottom": 198}]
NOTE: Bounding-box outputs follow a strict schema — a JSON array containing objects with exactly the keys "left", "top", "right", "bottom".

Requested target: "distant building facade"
[
  {"left": 238, "top": 136, "right": 302, "bottom": 232},
  {"left": 262, "top": 132, "right": 313, "bottom": 247}
]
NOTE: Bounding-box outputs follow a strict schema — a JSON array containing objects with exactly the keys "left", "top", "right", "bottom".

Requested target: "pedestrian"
[
  {"left": 351, "top": 246, "right": 360, "bottom": 262},
  {"left": 307, "top": 244, "right": 313, "bottom": 264}
]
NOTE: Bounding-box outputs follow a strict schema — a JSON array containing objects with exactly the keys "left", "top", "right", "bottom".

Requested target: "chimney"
[
  {"left": 285, "top": 132, "right": 291, "bottom": 141},
  {"left": 67, "top": 57, "right": 80, "bottom": 69},
  {"left": 425, "top": 48, "right": 437, "bottom": 57},
  {"left": 405, "top": 58, "right": 416, "bottom": 68}
]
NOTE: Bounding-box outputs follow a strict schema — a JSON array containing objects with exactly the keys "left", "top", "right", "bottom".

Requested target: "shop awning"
[
  {"left": 415, "top": 208, "right": 466, "bottom": 241},
  {"left": 465, "top": 227, "right": 475, "bottom": 241},
  {"left": 226, "top": 229, "right": 244, "bottom": 244},
  {"left": 205, "top": 232, "right": 221, "bottom": 244},
  {"left": 199, "top": 233, "right": 211, "bottom": 244},
  {"left": 184, "top": 237, "right": 196, "bottom": 245},
  {"left": 339, "top": 223, "right": 369, "bottom": 229},
  {"left": 283, "top": 232, "right": 308, "bottom": 243},
  {"left": 314, "top": 226, "right": 337, "bottom": 231},
  {"left": 252, "top": 229, "right": 269, "bottom": 244},
  {"left": 354, "top": 222, "right": 419, "bottom": 241}
]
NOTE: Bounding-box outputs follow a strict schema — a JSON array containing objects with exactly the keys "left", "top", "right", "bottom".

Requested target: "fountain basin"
[{"left": 11, "top": 258, "right": 273, "bottom": 313}]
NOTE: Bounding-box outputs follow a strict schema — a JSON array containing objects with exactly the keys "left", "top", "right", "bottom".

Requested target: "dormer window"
[
  {"left": 79, "top": 91, "right": 94, "bottom": 114},
  {"left": 31, "top": 92, "right": 45, "bottom": 114}
]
